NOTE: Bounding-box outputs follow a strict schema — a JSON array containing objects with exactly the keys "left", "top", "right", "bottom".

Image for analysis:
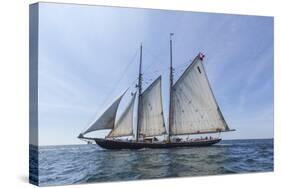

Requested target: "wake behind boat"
[{"left": 78, "top": 33, "right": 235, "bottom": 149}]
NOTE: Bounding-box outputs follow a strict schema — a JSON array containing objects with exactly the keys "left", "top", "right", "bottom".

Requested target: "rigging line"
[
  {"left": 128, "top": 77, "right": 139, "bottom": 92},
  {"left": 139, "top": 47, "right": 168, "bottom": 88},
  {"left": 142, "top": 31, "right": 188, "bottom": 77},
  {"left": 174, "top": 60, "right": 192, "bottom": 69},
  {"left": 82, "top": 47, "right": 139, "bottom": 133},
  {"left": 143, "top": 47, "right": 166, "bottom": 64},
  {"left": 142, "top": 47, "right": 167, "bottom": 73},
  {"left": 145, "top": 67, "right": 170, "bottom": 76}
]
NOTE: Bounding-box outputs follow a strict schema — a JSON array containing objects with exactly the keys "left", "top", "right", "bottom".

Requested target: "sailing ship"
[{"left": 78, "top": 34, "right": 235, "bottom": 149}]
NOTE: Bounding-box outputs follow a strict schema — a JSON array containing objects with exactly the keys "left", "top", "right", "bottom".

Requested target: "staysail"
[
  {"left": 170, "top": 54, "right": 230, "bottom": 135},
  {"left": 82, "top": 91, "right": 126, "bottom": 135},
  {"left": 107, "top": 92, "right": 136, "bottom": 137},
  {"left": 139, "top": 76, "right": 166, "bottom": 137}
]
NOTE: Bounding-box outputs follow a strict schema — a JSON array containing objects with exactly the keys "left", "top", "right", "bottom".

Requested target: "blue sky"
[{"left": 36, "top": 3, "right": 273, "bottom": 146}]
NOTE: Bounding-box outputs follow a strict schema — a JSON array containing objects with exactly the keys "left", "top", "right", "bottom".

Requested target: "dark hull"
[{"left": 93, "top": 138, "right": 221, "bottom": 149}]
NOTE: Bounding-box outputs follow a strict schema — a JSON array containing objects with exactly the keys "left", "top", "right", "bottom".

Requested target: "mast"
[
  {"left": 168, "top": 33, "right": 174, "bottom": 142},
  {"left": 136, "top": 44, "right": 143, "bottom": 142}
]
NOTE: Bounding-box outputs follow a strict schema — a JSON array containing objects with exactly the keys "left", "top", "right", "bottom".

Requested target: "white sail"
[
  {"left": 139, "top": 76, "right": 166, "bottom": 137},
  {"left": 82, "top": 91, "right": 126, "bottom": 135},
  {"left": 170, "top": 54, "right": 230, "bottom": 135},
  {"left": 107, "top": 92, "right": 136, "bottom": 137}
]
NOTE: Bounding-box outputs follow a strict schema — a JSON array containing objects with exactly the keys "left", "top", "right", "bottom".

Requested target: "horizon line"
[{"left": 31, "top": 137, "right": 274, "bottom": 147}]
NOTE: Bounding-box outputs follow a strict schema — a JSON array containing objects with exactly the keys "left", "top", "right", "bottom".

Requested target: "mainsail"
[
  {"left": 170, "top": 54, "right": 230, "bottom": 135},
  {"left": 82, "top": 92, "right": 126, "bottom": 135},
  {"left": 139, "top": 76, "right": 166, "bottom": 137},
  {"left": 107, "top": 92, "right": 136, "bottom": 137}
]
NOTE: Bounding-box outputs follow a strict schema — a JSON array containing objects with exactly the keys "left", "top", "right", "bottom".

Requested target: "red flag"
[{"left": 199, "top": 52, "right": 205, "bottom": 60}]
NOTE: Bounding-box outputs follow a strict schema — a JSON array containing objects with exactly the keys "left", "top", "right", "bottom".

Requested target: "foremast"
[
  {"left": 168, "top": 33, "right": 174, "bottom": 142},
  {"left": 136, "top": 44, "right": 143, "bottom": 142}
]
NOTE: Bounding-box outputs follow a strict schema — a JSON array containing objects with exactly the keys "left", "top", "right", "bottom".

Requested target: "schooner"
[{"left": 78, "top": 34, "right": 235, "bottom": 149}]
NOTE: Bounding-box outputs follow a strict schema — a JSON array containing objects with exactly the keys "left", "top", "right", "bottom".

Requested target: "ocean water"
[{"left": 30, "top": 139, "right": 273, "bottom": 186}]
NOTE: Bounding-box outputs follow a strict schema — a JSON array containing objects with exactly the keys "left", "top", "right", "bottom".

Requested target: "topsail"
[
  {"left": 82, "top": 91, "right": 126, "bottom": 135},
  {"left": 169, "top": 54, "right": 230, "bottom": 135},
  {"left": 139, "top": 76, "right": 166, "bottom": 137},
  {"left": 107, "top": 92, "right": 136, "bottom": 137}
]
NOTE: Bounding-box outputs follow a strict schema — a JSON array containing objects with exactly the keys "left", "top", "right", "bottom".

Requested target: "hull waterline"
[{"left": 93, "top": 138, "right": 221, "bottom": 149}]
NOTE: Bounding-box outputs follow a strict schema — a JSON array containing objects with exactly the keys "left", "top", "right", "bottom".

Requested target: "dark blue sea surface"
[{"left": 30, "top": 139, "right": 273, "bottom": 186}]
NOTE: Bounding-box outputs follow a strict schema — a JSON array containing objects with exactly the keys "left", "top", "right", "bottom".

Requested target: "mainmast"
[
  {"left": 136, "top": 44, "right": 143, "bottom": 142},
  {"left": 168, "top": 33, "right": 174, "bottom": 142}
]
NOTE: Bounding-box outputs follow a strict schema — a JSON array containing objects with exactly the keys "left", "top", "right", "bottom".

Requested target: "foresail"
[
  {"left": 139, "top": 76, "right": 166, "bottom": 137},
  {"left": 82, "top": 91, "right": 126, "bottom": 135},
  {"left": 170, "top": 54, "right": 230, "bottom": 135},
  {"left": 108, "top": 92, "right": 136, "bottom": 137}
]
